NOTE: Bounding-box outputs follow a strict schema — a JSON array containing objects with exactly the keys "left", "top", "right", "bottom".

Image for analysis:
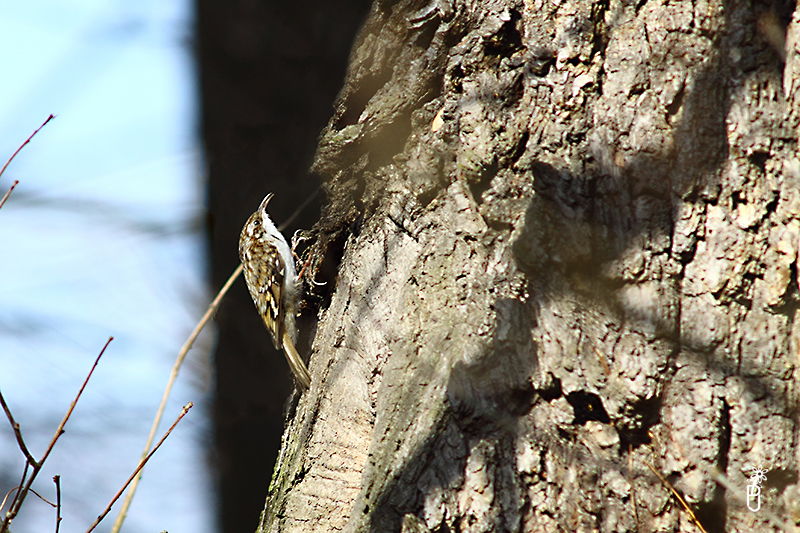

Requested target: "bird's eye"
[{"left": 253, "top": 219, "right": 260, "bottom": 226}]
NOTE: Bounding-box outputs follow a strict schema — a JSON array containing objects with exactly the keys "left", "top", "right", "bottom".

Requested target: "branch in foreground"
[
  {"left": 86, "top": 402, "right": 193, "bottom": 533},
  {"left": 0, "top": 114, "right": 55, "bottom": 180},
  {"left": 109, "top": 263, "right": 243, "bottom": 533},
  {"left": 0, "top": 180, "right": 18, "bottom": 211},
  {"left": 644, "top": 461, "right": 708, "bottom": 533},
  {"left": 0, "top": 489, "right": 16, "bottom": 516},
  {"left": 54, "top": 476, "right": 62, "bottom": 533},
  {"left": 0, "top": 337, "right": 112, "bottom": 533},
  {"left": 0, "top": 385, "right": 37, "bottom": 468}
]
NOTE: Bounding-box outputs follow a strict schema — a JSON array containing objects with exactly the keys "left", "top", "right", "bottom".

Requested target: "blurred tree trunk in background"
[
  {"left": 258, "top": 0, "right": 800, "bottom": 532},
  {"left": 194, "top": 1, "right": 371, "bottom": 532}
]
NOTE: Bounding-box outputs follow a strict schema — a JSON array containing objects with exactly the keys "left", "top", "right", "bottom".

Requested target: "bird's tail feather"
[{"left": 281, "top": 330, "right": 311, "bottom": 390}]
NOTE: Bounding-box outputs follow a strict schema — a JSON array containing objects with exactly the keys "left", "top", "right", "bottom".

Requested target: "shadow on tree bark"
[{"left": 257, "top": 0, "right": 800, "bottom": 531}]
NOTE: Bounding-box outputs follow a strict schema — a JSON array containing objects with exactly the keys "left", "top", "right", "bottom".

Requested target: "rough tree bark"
[{"left": 259, "top": 0, "right": 800, "bottom": 531}]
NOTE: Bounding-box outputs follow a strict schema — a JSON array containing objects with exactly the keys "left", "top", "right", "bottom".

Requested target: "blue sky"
[{"left": 0, "top": 2, "right": 214, "bottom": 532}]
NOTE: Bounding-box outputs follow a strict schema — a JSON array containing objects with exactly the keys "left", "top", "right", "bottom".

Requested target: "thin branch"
[
  {"left": 0, "top": 181, "right": 18, "bottom": 211},
  {"left": 1, "top": 337, "right": 112, "bottom": 533},
  {"left": 0, "top": 115, "right": 55, "bottom": 180},
  {"left": 40, "top": 337, "right": 112, "bottom": 467},
  {"left": 0, "top": 488, "right": 18, "bottom": 516},
  {"left": 4, "top": 463, "right": 30, "bottom": 520},
  {"left": 2, "top": 485, "right": 57, "bottom": 517},
  {"left": 27, "top": 488, "right": 55, "bottom": 507},
  {"left": 53, "top": 476, "right": 61, "bottom": 533},
  {"left": 0, "top": 387, "right": 38, "bottom": 467},
  {"left": 87, "top": 403, "right": 193, "bottom": 533},
  {"left": 277, "top": 185, "right": 320, "bottom": 232},
  {"left": 109, "top": 264, "right": 242, "bottom": 533},
  {"left": 644, "top": 461, "right": 707, "bottom": 533}
]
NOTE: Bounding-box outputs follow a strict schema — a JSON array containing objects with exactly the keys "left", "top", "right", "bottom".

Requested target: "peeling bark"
[{"left": 259, "top": 0, "right": 800, "bottom": 531}]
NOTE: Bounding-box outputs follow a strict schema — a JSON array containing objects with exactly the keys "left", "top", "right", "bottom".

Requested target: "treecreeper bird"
[{"left": 239, "top": 193, "right": 312, "bottom": 390}]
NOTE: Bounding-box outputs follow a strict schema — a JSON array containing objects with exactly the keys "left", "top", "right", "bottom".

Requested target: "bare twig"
[
  {"left": 1, "top": 485, "right": 56, "bottom": 513},
  {"left": 87, "top": 403, "right": 193, "bottom": 533},
  {"left": 0, "top": 387, "right": 38, "bottom": 467},
  {"left": 109, "top": 264, "right": 242, "bottom": 533},
  {"left": 0, "top": 115, "right": 55, "bottom": 180},
  {"left": 277, "top": 186, "right": 319, "bottom": 232},
  {"left": 644, "top": 461, "right": 707, "bottom": 533},
  {"left": 54, "top": 476, "right": 61, "bottom": 533},
  {"left": 40, "top": 338, "right": 112, "bottom": 467},
  {"left": 1, "top": 337, "right": 112, "bottom": 533},
  {"left": 5, "top": 463, "right": 29, "bottom": 515},
  {"left": 0, "top": 180, "right": 18, "bottom": 211},
  {"left": 27, "top": 488, "right": 55, "bottom": 507},
  {"left": 0, "top": 488, "right": 17, "bottom": 516}
]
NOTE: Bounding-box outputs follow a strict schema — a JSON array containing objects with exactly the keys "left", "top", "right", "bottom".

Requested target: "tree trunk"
[{"left": 259, "top": 0, "right": 800, "bottom": 531}]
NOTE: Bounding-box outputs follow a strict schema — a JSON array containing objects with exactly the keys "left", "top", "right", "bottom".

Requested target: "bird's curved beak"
[{"left": 260, "top": 193, "right": 274, "bottom": 211}]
